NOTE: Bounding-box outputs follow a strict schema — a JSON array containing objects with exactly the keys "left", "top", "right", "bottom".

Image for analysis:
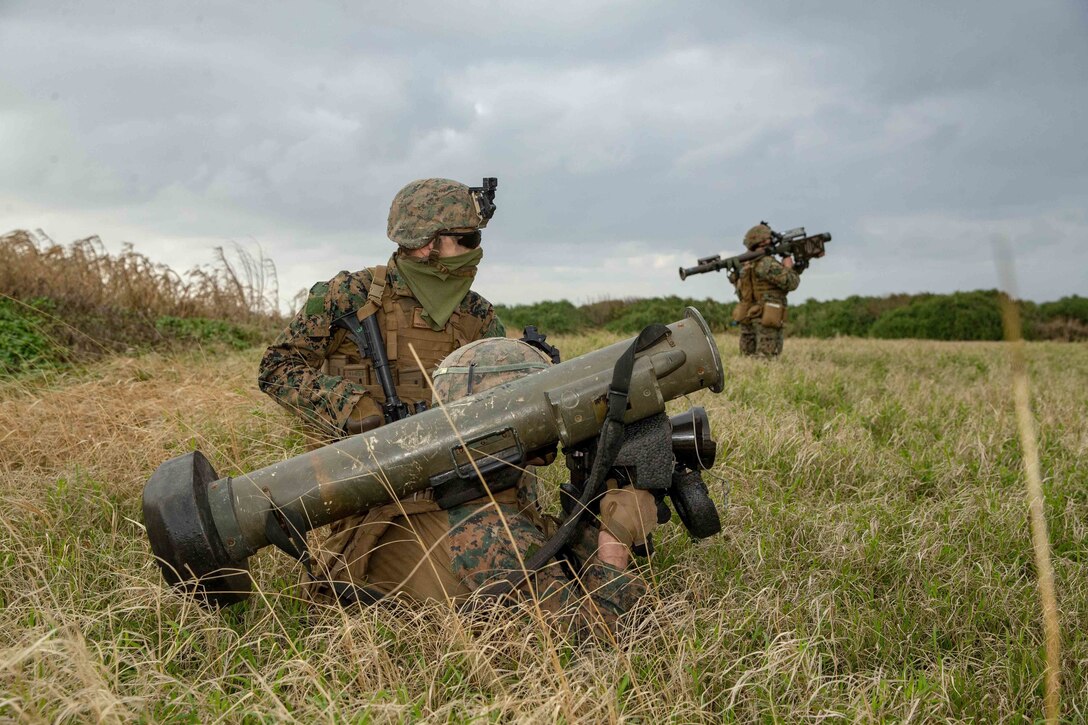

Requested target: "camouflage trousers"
[
  {"left": 739, "top": 322, "right": 784, "bottom": 358},
  {"left": 303, "top": 484, "right": 647, "bottom": 638}
]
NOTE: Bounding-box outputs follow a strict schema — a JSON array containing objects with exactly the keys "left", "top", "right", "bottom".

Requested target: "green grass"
[
  {"left": 154, "top": 315, "right": 267, "bottom": 350},
  {"left": 0, "top": 297, "right": 60, "bottom": 374},
  {"left": 1, "top": 334, "right": 1085, "bottom": 721}
]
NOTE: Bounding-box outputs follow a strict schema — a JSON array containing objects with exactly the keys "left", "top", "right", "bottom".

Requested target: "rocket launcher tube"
[
  {"left": 143, "top": 307, "right": 724, "bottom": 604},
  {"left": 224, "top": 307, "right": 720, "bottom": 554}
]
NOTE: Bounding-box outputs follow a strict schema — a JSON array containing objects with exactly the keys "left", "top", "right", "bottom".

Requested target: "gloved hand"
[
  {"left": 599, "top": 487, "right": 659, "bottom": 549},
  {"left": 344, "top": 396, "right": 382, "bottom": 436}
]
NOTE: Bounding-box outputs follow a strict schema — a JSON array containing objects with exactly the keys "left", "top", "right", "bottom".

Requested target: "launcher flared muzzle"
[{"left": 143, "top": 450, "right": 252, "bottom": 605}]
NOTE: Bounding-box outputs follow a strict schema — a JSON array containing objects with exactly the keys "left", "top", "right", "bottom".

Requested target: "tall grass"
[
  {"left": 1, "top": 334, "right": 1084, "bottom": 721},
  {"left": 0, "top": 229, "right": 281, "bottom": 368}
]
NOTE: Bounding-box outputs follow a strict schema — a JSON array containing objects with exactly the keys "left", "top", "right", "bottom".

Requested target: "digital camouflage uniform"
[
  {"left": 257, "top": 255, "right": 504, "bottom": 439},
  {"left": 731, "top": 224, "right": 800, "bottom": 358},
  {"left": 303, "top": 339, "right": 653, "bottom": 638},
  {"left": 308, "top": 475, "right": 649, "bottom": 637},
  {"left": 442, "top": 487, "right": 648, "bottom": 635}
]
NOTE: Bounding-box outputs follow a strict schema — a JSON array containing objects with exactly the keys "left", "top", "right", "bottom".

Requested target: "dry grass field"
[{"left": 1, "top": 333, "right": 1085, "bottom": 722}]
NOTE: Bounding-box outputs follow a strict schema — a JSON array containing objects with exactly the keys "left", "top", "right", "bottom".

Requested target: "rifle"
[
  {"left": 679, "top": 226, "right": 831, "bottom": 280},
  {"left": 468, "top": 177, "right": 498, "bottom": 222},
  {"left": 333, "top": 310, "right": 563, "bottom": 425},
  {"left": 333, "top": 310, "right": 416, "bottom": 423}
]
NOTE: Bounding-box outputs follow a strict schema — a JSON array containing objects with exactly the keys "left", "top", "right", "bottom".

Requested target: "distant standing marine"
[{"left": 679, "top": 223, "right": 831, "bottom": 358}]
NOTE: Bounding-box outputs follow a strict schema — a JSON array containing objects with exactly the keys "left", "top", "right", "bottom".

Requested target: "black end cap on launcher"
[
  {"left": 142, "top": 450, "right": 252, "bottom": 606},
  {"left": 669, "top": 406, "right": 717, "bottom": 472}
]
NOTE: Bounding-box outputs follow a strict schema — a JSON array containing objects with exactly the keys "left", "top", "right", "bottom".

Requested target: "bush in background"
[
  {"left": 498, "top": 296, "right": 736, "bottom": 336},
  {"left": 154, "top": 316, "right": 266, "bottom": 350},
  {"left": 788, "top": 294, "right": 925, "bottom": 338},
  {"left": 603, "top": 296, "right": 734, "bottom": 334},
  {"left": 494, "top": 300, "right": 592, "bottom": 335},
  {"left": 0, "top": 298, "right": 60, "bottom": 375},
  {"left": 1024, "top": 296, "right": 1088, "bottom": 341},
  {"left": 0, "top": 229, "right": 284, "bottom": 375},
  {"left": 497, "top": 290, "right": 1086, "bottom": 342},
  {"left": 868, "top": 290, "right": 1006, "bottom": 341}
]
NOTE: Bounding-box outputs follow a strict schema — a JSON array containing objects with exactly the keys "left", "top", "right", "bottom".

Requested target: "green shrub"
[
  {"left": 1036, "top": 296, "right": 1088, "bottom": 325},
  {"left": 580, "top": 298, "right": 632, "bottom": 327},
  {"left": 154, "top": 316, "right": 264, "bottom": 350},
  {"left": 0, "top": 298, "right": 60, "bottom": 375},
  {"left": 603, "top": 297, "right": 734, "bottom": 334},
  {"left": 497, "top": 297, "right": 735, "bottom": 337},
  {"left": 495, "top": 300, "right": 593, "bottom": 335},
  {"left": 790, "top": 296, "right": 880, "bottom": 338},
  {"left": 869, "top": 291, "right": 1005, "bottom": 341},
  {"left": 495, "top": 291, "right": 1085, "bottom": 342},
  {"left": 1027, "top": 298, "right": 1088, "bottom": 341},
  {"left": 789, "top": 294, "right": 932, "bottom": 338}
]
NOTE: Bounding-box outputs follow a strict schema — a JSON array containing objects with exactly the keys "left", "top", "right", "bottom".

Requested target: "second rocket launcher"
[{"left": 143, "top": 307, "right": 725, "bottom": 604}]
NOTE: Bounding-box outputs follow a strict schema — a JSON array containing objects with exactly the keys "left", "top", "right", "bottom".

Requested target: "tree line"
[{"left": 497, "top": 291, "right": 1088, "bottom": 341}]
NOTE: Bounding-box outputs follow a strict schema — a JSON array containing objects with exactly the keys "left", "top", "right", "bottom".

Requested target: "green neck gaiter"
[{"left": 396, "top": 248, "right": 483, "bottom": 330}]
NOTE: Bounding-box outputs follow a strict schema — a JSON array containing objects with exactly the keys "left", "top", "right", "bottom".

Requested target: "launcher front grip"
[{"left": 142, "top": 307, "right": 725, "bottom": 605}]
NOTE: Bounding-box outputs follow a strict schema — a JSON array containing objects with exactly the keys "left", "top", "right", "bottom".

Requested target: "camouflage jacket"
[
  {"left": 735, "top": 255, "right": 800, "bottom": 304},
  {"left": 258, "top": 254, "right": 505, "bottom": 436}
]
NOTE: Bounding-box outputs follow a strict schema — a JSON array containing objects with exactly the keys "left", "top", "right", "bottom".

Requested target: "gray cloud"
[{"left": 1, "top": 0, "right": 1084, "bottom": 307}]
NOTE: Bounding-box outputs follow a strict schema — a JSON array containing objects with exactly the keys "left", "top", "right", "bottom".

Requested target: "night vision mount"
[{"left": 470, "top": 177, "right": 498, "bottom": 222}]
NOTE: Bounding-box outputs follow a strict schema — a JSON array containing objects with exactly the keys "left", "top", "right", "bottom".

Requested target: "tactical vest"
[
  {"left": 322, "top": 265, "right": 489, "bottom": 408},
  {"left": 734, "top": 261, "right": 786, "bottom": 323}
]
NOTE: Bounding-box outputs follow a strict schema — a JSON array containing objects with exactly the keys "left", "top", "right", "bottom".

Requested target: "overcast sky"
[{"left": 1, "top": 1, "right": 1085, "bottom": 309}]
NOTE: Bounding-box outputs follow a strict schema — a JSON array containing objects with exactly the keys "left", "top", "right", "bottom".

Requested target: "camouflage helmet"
[
  {"left": 387, "top": 178, "right": 488, "bottom": 250},
  {"left": 432, "top": 338, "right": 551, "bottom": 405},
  {"left": 743, "top": 223, "right": 773, "bottom": 250}
]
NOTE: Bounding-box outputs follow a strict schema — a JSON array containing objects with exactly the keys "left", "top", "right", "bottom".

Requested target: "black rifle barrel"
[
  {"left": 362, "top": 315, "right": 410, "bottom": 421},
  {"left": 335, "top": 313, "right": 410, "bottom": 422}
]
